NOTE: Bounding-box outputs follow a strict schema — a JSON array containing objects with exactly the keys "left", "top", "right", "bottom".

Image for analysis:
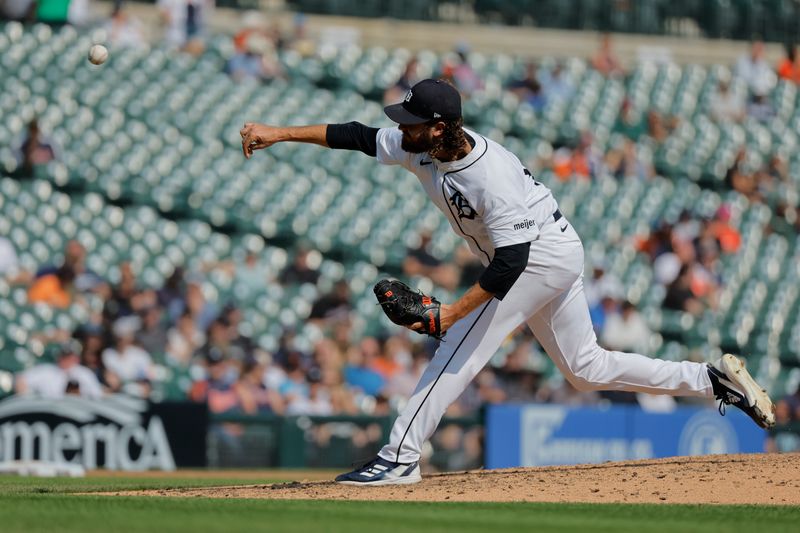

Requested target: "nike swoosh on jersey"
[
  {"left": 560, "top": 224, "right": 568, "bottom": 232},
  {"left": 420, "top": 160, "right": 432, "bottom": 165}
]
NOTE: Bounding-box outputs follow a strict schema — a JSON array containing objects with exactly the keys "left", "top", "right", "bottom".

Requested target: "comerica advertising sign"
[{"left": 0, "top": 395, "right": 208, "bottom": 470}]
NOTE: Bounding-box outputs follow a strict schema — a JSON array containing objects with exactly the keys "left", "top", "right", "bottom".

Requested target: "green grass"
[
  {"left": 0, "top": 474, "right": 292, "bottom": 495},
  {"left": 0, "top": 475, "right": 798, "bottom": 533}
]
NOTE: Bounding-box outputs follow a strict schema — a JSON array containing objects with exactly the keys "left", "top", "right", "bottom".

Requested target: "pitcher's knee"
[{"left": 564, "top": 346, "right": 611, "bottom": 392}]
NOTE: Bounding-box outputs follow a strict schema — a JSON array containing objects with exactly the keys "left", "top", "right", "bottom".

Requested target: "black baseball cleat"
[
  {"left": 335, "top": 456, "right": 421, "bottom": 486},
  {"left": 707, "top": 354, "right": 776, "bottom": 429}
]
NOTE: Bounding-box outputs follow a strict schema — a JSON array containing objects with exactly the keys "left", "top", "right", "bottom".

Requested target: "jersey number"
[{"left": 523, "top": 168, "right": 541, "bottom": 186}]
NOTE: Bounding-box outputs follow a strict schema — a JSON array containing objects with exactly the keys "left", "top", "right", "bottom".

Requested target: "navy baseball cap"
[{"left": 384, "top": 79, "right": 462, "bottom": 125}]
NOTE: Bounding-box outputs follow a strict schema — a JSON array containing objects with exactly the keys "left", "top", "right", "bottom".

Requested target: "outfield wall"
[
  {"left": 3, "top": 395, "right": 797, "bottom": 471},
  {"left": 485, "top": 404, "right": 767, "bottom": 469}
]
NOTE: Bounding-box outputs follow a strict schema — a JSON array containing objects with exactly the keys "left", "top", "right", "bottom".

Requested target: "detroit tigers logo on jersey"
[{"left": 449, "top": 190, "right": 477, "bottom": 220}]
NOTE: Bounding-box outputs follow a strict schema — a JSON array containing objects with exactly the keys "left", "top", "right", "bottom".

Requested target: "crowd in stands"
[
  {"left": 2, "top": 9, "right": 799, "bottom": 444},
  {"left": 3, "top": 224, "right": 663, "bottom": 420}
]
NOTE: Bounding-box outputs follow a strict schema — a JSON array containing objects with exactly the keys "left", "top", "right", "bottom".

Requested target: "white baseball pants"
[{"left": 379, "top": 216, "right": 714, "bottom": 464}]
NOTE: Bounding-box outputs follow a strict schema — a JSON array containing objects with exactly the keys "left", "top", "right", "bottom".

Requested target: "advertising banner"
[
  {"left": 0, "top": 395, "right": 208, "bottom": 470},
  {"left": 486, "top": 404, "right": 765, "bottom": 468}
]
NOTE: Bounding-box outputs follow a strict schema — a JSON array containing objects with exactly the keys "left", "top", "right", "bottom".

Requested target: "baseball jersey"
[{"left": 375, "top": 128, "right": 559, "bottom": 265}]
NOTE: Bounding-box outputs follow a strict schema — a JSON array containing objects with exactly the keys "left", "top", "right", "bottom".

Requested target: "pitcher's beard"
[{"left": 401, "top": 135, "right": 437, "bottom": 154}]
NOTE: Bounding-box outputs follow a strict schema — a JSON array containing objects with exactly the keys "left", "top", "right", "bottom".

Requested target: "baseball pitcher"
[{"left": 241, "top": 79, "right": 776, "bottom": 486}]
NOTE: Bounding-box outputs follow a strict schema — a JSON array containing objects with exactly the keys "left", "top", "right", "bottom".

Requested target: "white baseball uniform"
[{"left": 373, "top": 127, "right": 715, "bottom": 464}]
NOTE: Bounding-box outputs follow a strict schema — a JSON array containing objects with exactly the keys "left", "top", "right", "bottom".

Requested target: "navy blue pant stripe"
[{"left": 394, "top": 301, "right": 493, "bottom": 463}]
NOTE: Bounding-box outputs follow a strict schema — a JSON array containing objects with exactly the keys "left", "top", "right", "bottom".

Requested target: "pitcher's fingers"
[{"left": 242, "top": 134, "right": 252, "bottom": 158}]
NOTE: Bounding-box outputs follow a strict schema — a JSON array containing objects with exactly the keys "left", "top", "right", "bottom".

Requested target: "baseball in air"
[{"left": 88, "top": 44, "right": 108, "bottom": 65}]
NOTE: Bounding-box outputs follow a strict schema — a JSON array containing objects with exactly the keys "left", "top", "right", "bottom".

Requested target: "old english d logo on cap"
[{"left": 384, "top": 79, "right": 462, "bottom": 125}]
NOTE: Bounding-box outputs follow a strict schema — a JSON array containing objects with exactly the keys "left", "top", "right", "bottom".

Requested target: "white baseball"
[{"left": 88, "top": 44, "right": 108, "bottom": 65}]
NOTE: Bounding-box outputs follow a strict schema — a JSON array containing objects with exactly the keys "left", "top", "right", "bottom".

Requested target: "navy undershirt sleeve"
[
  {"left": 478, "top": 242, "right": 531, "bottom": 300},
  {"left": 326, "top": 121, "right": 379, "bottom": 157}
]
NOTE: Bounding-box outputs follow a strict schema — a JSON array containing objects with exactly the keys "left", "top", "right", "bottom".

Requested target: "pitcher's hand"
[{"left": 240, "top": 123, "right": 282, "bottom": 159}]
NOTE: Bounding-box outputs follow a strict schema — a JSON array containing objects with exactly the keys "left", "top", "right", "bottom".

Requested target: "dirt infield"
[{"left": 110, "top": 453, "right": 800, "bottom": 505}]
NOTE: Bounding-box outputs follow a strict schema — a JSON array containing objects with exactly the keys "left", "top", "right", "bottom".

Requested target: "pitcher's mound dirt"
[{"left": 116, "top": 453, "right": 800, "bottom": 505}]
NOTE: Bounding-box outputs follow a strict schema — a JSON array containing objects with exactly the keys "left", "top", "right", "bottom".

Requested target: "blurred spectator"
[
  {"left": 384, "top": 57, "right": 421, "bottom": 105},
  {"left": 402, "top": 231, "right": 459, "bottom": 291},
  {"left": 165, "top": 309, "right": 205, "bottom": 367},
  {"left": 735, "top": 40, "right": 776, "bottom": 96},
  {"left": 136, "top": 303, "right": 169, "bottom": 358},
  {"left": 452, "top": 368, "right": 506, "bottom": 415},
  {"left": 312, "top": 337, "right": 344, "bottom": 376},
  {"left": 591, "top": 33, "right": 624, "bottom": 77},
  {"left": 777, "top": 43, "right": 800, "bottom": 84},
  {"left": 454, "top": 242, "right": 483, "bottom": 288},
  {"left": 766, "top": 398, "right": 800, "bottom": 452},
  {"left": 709, "top": 79, "right": 745, "bottom": 123},
  {"left": 746, "top": 93, "right": 774, "bottom": 122},
  {"left": 15, "top": 119, "right": 57, "bottom": 175},
  {"left": 605, "top": 137, "right": 654, "bottom": 180},
  {"left": 233, "top": 358, "right": 284, "bottom": 414},
  {"left": 600, "top": 301, "right": 651, "bottom": 353},
  {"left": 495, "top": 340, "right": 543, "bottom": 403},
  {"left": 280, "top": 357, "right": 333, "bottom": 415},
  {"left": 232, "top": 9, "right": 274, "bottom": 53},
  {"left": 309, "top": 280, "right": 352, "bottom": 322},
  {"left": 75, "top": 322, "right": 120, "bottom": 392},
  {"left": 614, "top": 98, "right": 646, "bottom": 141},
  {"left": 663, "top": 264, "right": 704, "bottom": 315},
  {"left": 284, "top": 12, "right": 315, "bottom": 57},
  {"left": 225, "top": 33, "right": 283, "bottom": 83},
  {"left": 638, "top": 221, "right": 674, "bottom": 262},
  {"left": 782, "top": 384, "right": 800, "bottom": 421},
  {"left": 196, "top": 317, "right": 246, "bottom": 365},
  {"left": 15, "top": 340, "right": 103, "bottom": 399},
  {"left": 589, "top": 295, "right": 617, "bottom": 336},
  {"left": 707, "top": 205, "right": 741, "bottom": 254},
  {"left": 28, "top": 265, "right": 74, "bottom": 308},
  {"left": 551, "top": 131, "right": 604, "bottom": 180},
  {"left": 272, "top": 327, "right": 308, "bottom": 370},
  {"left": 158, "top": 0, "right": 212, "bottom": 54},
  {"left": 507, "top": 62, "right": 546, "bottom": 111},
  {"left": 645, "top": 109, "right": 675, "bottom": 144},
  {"left": 672, "top": 210, "right": 701, "bottom": 243},
  {"left": 584, "top": 261, "right": 623, "bottom": 308},
  {"left": 37, "top": 239, "right": 104, "bottom": 295},
  {"left": 105, "top": 5, "right": 146, "bottom": 49},
  {"left": 343, "top": 337, "right": 385, "bottom": 397},
  {"left": 173, "top": 280, "right": 218, "bottom": 330},
  {"left": 159, "top": 266, "right": 186, "bottom": 316},
  {"left": 103, "top": 262, "right": 140, "bottom": 322},
  {"left": 449, "top": 43, "right": 483, "bottom": 96},
  {"left": 385, "top": 343, "right": 429, "bottom": 400},
  {"left": 189, "top": 349, "right": 237, "bottom": 412},
  {"left": 540, "top": 62, "right": 574, "bottom": 104},
  {"left": 66, "top": 0, "right": 89, "bottom": 26},
  {"left": 369, "top": 335, "right": 405, "bottom": 381},
  {"left": 429, "top": 423, "right": 482, "bottom": 472},
  {"left": 221, "top": 304, "right": 258, "bottom": 360},
  {"left": 279, "top": 247, "right": 320, "bottom": 285},
  {"left": 1, "top": 0, "right": 36, "bottom": 22},
  {"left": 725, "top": 148, "right": 761, "bottom": 202},
  {"left": 102, "top": 315, "right": 154, "bottom": 396},
  {"left": 690, "top": 232, "right": 721, "bottom": 302}
]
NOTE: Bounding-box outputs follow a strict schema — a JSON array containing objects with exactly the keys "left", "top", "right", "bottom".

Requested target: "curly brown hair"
[{"left": 428, "top": 117, "right": 467, "bottom": 161}]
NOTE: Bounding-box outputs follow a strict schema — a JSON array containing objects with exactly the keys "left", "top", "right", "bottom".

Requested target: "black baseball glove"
[{"left": 374, "top": 279, "right": 442, "bottom": 339}]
